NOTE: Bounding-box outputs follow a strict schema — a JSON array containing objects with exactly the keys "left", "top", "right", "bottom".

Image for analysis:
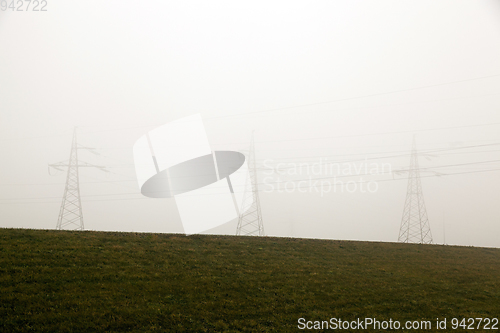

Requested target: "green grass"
[{"left": 0, "top": 228, "right": 499, "bottom": 332}]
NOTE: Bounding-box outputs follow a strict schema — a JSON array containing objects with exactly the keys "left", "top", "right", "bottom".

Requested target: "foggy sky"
[{"left": 1, "top": 0, "right": 500, "bottom": 248}]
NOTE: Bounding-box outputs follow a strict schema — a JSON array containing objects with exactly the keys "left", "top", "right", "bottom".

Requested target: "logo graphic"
[{"left": 133, "top": 114, "right": 252, "bottom": 234}]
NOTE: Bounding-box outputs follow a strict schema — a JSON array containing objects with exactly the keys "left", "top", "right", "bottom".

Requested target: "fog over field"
[{"left": 1, "top": 0, "right": 500, "bottom": 248}]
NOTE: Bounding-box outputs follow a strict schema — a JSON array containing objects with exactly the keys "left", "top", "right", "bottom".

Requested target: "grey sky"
[{"left": 1, "top": 0, "right": 500, "bottom": 247}]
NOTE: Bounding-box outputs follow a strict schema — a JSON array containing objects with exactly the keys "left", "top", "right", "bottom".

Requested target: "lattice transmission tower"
[
  {"left": 49, "top": 127, "right": 106, "bottom": 230},
  {"left": 236, "top": 132, "right": 265, "bottom": 236},
  {"left": 398, "top": 136, "right": 433, "bottom": 244}
]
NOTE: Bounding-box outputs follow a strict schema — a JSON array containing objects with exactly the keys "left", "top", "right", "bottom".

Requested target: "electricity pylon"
[
  {"left": 49, "top": 127, "right": 106, "bottom": 230},
  {"left": 236, "top": 132, "right": 265, "bottom": 236},
  {"left": 398, "top": 136, "right": 433, "bottom": 244}
]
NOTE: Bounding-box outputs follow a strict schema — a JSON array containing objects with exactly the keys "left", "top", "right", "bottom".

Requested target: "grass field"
[{"left": 0, "top": 228, "right": 499, "bottom": 332}]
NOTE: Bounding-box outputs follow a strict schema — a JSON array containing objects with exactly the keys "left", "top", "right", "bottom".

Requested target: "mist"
[{"left": 1, "top": 0, "right": 500, "bottom": 248}]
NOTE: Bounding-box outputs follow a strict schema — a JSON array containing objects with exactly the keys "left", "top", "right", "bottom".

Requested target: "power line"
[
  {"left": 67, "top": 142, "right": 500, "bottom": 170},
  {"left": 205, "top": 83, "right": 500, "bottom": 121},
  {"left": 2, "top": 167, "right": 500, "bottom": 205},
  {"left": 2, "top": 138, "right": 498, "bottom": 193},
  {"left": 2, "top": 74, "right": 500, "bottom": 142},
  {"left": 3, "top": 144, "right": 500, "bottom": 198},
  {"left": 75, "top": 91, "right": 500, "bottom": 134},
  {"left": 80, "top": 73, "right": 500, "bottom": 129},
  {"left": 254, "top": 143, "right": 500, "bottom": 169},
  {"left": 3, "top": 158, "right": 500, "bottom": 202},
  {"left": 79, "top": 120, "right": 500, "bottom": 148}
]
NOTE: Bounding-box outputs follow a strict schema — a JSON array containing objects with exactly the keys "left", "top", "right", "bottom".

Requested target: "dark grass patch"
[{"left": 0, "top": 228, "right": 499, "bottom": 332}]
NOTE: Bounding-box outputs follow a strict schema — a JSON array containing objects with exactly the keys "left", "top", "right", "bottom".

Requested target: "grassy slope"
[{"left": 0, "top": 228, "right": 499, "bottom": 332}]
